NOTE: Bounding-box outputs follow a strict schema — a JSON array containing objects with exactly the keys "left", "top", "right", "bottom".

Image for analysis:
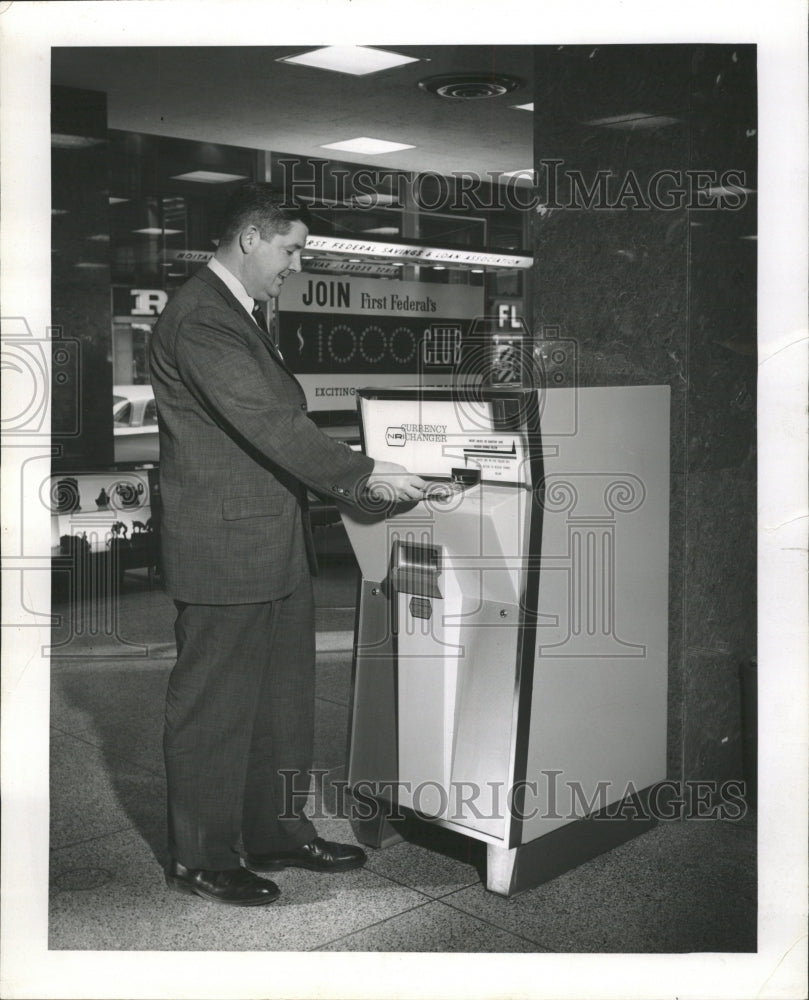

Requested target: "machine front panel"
[{"left": 343, "top": 389, "right": 538, "bottom": 842}]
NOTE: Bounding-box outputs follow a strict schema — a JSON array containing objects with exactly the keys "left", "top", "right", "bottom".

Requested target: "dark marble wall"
[
  {"left": 52, "top": 85, "right": 114, "bottom": 470},
  {"left": 533, "top": 45, "right": 757, "bottom": 785}
]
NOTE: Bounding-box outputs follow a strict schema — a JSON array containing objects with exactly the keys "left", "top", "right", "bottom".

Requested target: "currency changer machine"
[{"left": 341, "top": 385, "right": 670, "bottom": 896}]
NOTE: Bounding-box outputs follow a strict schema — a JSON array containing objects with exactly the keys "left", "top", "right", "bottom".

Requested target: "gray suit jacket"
[{"left": 150, "top": 266, "right": 374, "bottom": 604}]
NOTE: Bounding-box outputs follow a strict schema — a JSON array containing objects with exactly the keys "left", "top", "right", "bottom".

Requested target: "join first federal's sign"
[{"left": 278, "top": 274, "right": 484, "bottom": 410}]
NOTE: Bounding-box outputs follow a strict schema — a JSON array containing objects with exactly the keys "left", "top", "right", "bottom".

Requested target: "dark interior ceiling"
[{"left": 51, "top": 45, "right": 535, "bottom": 178}]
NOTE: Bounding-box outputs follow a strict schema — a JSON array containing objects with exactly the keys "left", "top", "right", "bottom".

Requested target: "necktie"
[
  {"left": 252, "top": 302, "right": 269, "bottom": 333},
  {"left": 252, "top": 302, "right": 284, "bottom": 359}
]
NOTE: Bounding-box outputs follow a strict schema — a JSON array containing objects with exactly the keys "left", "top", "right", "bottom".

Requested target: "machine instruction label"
[{"left": 363, "top": 397, "right": 530, "bottom": 485}]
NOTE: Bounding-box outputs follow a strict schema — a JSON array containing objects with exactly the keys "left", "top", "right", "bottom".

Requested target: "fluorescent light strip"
[
  {"left": 500, "top": 169, "right": 536, "bottom": 182},
  {"left": 133, "top": 228, "right": 183, "bottom": 236},
  {"left": 705, "top": 185, "right": 756, "bottom": 197},
  {"left": 321, "top": 137, "right": 415, "bottom": 156},
  {"left": 583, "top": 112, "right": 681, "bottom": 129},
  {"left": 278, "top": 46, "right": 418, "bottom": 76},
  {"left": 171, "top": 171, "right": 248, "bottom": 183},
  {"left": 51, "top": 133, "right": 105, "bottom": 148},
  {"left": 511, "top": 102, "right": 534, "bottom": 111},
  {"left": 352, "top": 193, "right": 400, "bottom": 206}
]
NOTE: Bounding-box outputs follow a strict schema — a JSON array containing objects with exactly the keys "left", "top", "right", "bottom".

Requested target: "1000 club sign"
[{"left": 279, "top": 315, "right": 463, "bottom": 375}]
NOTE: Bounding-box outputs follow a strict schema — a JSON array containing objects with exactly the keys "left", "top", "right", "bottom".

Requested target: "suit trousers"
[{"left": 164, "top": 574, "right": 317, "bottom": 869}]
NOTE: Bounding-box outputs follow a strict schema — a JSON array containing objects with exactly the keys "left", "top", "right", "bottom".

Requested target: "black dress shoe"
[
  {"left": 246, "top": 837, "right": 367, "bottom": 873},
  {"left": 165, "top": 860, "right": 280, "bottom": 906}
]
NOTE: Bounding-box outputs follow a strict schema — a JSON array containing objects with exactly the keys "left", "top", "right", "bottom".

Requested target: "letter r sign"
[{"left": 130, "top": 289, "right": 168, "bottom": 316}]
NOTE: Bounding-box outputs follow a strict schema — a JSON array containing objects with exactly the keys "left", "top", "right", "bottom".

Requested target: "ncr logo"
[{"left": 386, "top": 426, "right": 406, "bottom": 447}]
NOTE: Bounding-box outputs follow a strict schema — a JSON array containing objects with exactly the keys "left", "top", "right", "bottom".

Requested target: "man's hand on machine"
[{"left": 365, "top": 461, "right": 428, "bottom": 503}]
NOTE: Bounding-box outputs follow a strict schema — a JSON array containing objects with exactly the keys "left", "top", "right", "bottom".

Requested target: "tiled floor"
[{"left": 48, "top": 547, "right": 757, "bottom": 953}]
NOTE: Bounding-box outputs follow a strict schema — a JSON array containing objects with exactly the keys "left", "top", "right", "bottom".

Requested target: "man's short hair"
[{"left": 218, "top": 183, "right": 312, "bottom": 244}]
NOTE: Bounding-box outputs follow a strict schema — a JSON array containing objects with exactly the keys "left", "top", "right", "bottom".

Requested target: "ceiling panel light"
[
  {"left": 171, "top": 170, "right": 249, "bottom": 183},
  {"left": 512, "top": 102, "right": 534, "bottom": 111},
  {"left": 321, "top": 137, "right": 415, "bottom": 156},
  {"left": 278, "top": 46, "right": 418, "bottom": 76}
]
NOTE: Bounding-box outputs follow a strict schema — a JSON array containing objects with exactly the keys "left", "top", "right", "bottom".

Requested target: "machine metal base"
[
  {"left": 486, "top": 785, "right": 658, "bottom": 896},
  {"left": 350, "top": 809, "right": 406, "bottom": 850},
  {"left": 349, "top": 786, "right": 658, "bottom": 897},
  {"left": 352, "top": 804, "right": 488, "bottom": 877}
]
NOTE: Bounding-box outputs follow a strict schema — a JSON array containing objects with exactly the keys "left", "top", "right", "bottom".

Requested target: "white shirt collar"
[{"left": 207, "top": 257, "right": 255, "bottom": 319}]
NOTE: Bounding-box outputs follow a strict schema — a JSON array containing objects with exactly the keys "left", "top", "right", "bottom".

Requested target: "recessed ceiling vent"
[{"left": 418, "top": 73, "right": 524, "bottom": 100}]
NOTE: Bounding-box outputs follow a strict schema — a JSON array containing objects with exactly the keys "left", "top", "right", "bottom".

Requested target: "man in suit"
[{"left": 150, "top": 183, "right": 426, "bottom": 906}]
